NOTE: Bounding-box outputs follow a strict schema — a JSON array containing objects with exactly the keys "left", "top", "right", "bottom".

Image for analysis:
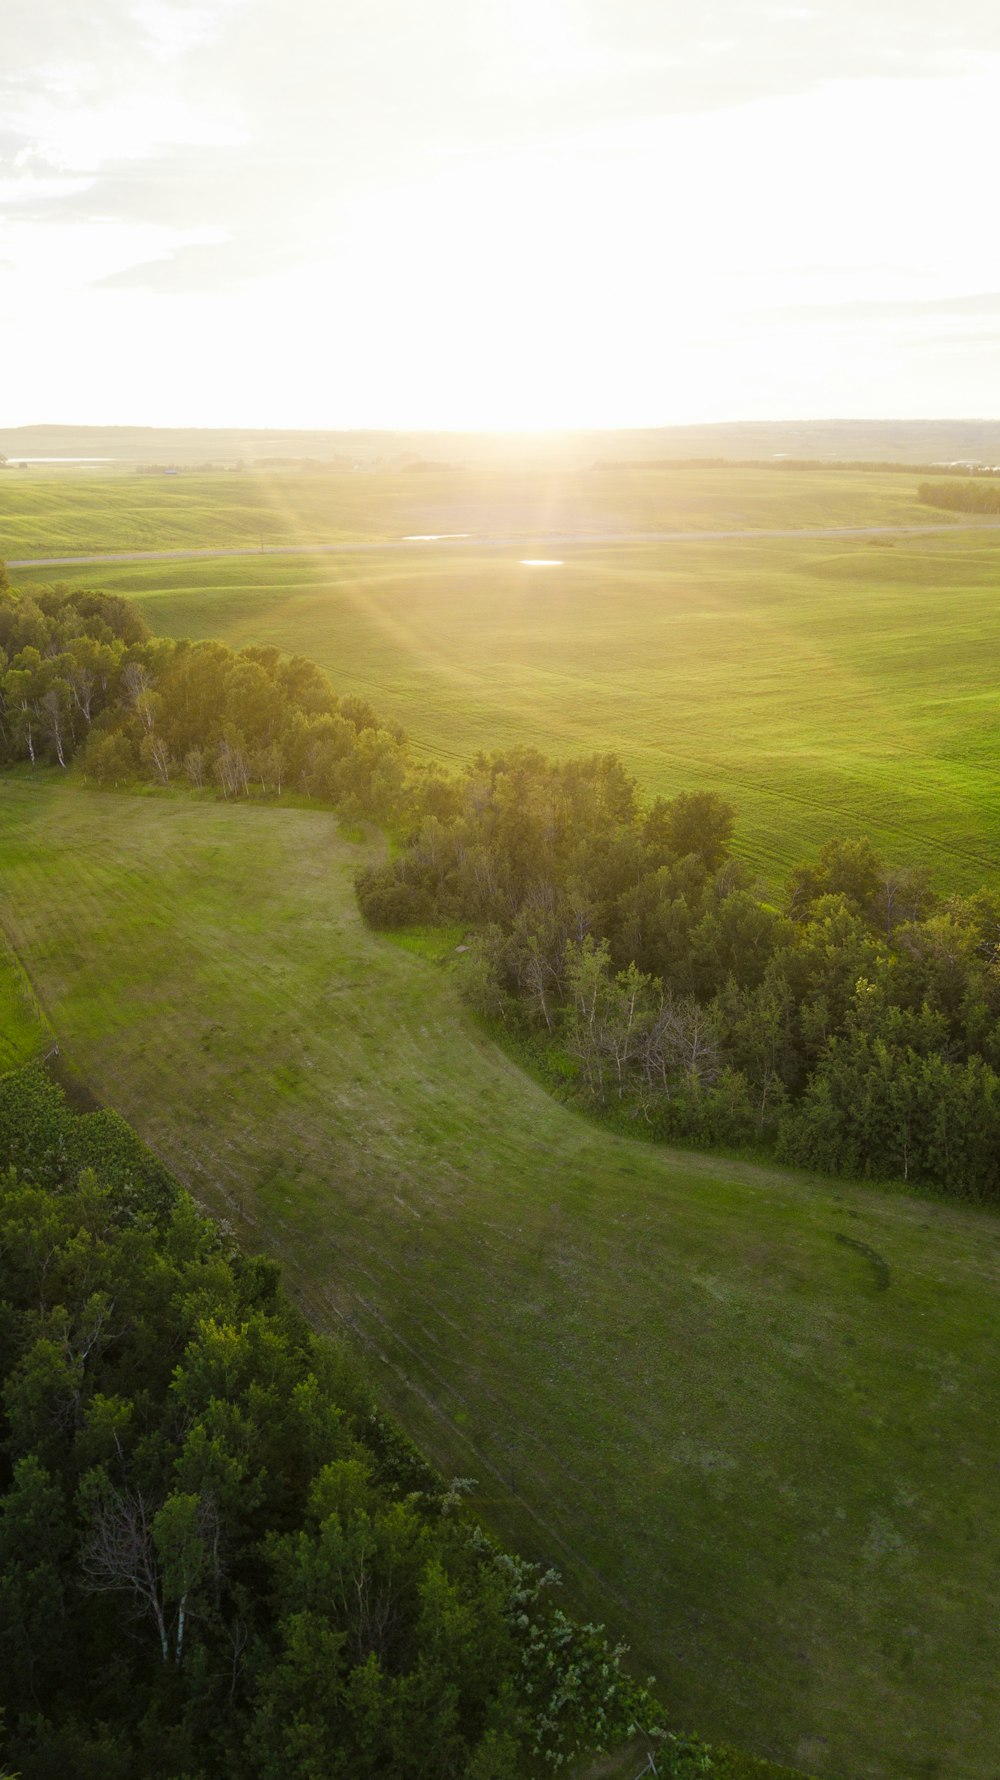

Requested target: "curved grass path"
[{"left": 1, "top": 778, "right": 998, "bottom": 1779}]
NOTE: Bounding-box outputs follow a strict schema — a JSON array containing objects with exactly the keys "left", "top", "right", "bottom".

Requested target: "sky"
[{"left": 2, "top": 0, "right": 999, "bottom": 430}]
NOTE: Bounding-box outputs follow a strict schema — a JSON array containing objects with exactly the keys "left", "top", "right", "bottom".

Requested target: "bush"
[
  {"left": 0, "top": 1065, "right": 176, "bottom": 1219},
  {"left": 81, "top": 731, "right": 136, "bottom": 786},
  {"left": 355, "top": 865, "right": 434, "bottom": 928}
]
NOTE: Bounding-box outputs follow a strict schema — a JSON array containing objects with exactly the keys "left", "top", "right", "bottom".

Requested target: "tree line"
[
  {"left": 917, "top": 480, "right": 1000, "bottom": 515},
  {"left": 0, "top": 1063, "right": 679, "bottom": 1779},
  {"left": 0, "top": 579, "right": 418, "bottom": 824},
  {"left": 357, "top": 751, "right": 1000, "bottom": 1201}
]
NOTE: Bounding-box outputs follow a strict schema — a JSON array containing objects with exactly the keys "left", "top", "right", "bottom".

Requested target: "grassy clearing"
[
  {"left": 0, "top": 463, "right": 941, "bottom": 557},
  {"left": 0, "top": 911, "right": 49, "bottom": 1072},
  {"left": 35, "top": 528, "right": 1000, "bottom": 891},
  {"left": 0, "top": 944, "right": 47, "bottom": 1071},
  {"left": 0, "top": 778, "right": 997, "bottom": 1780}
]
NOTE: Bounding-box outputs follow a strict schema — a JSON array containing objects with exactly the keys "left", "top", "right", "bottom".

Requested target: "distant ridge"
[{"left": 4, "top": 418, "right": 1000, "bottom": 468}]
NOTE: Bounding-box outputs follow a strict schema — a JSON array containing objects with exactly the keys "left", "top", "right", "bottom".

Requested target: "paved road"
[{"left": 8, "top": 518, "right": 1000, "bottom": 569}]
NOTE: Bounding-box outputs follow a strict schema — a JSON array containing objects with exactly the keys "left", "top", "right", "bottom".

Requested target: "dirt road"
[{"left": 8, "top": 518, "right": 1000, "bottom": 570}]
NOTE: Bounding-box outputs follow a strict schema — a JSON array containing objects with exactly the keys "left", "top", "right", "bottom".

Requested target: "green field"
[
  {"left": 0, "top": 930, "right": 48, "bottom": 1072},
  {"left": 1, "top": 777, "right": 998, "bottom": 1780},
  {"left": 0, "top": 462, "right": 942, "bottom": 557},
  {"left": 28, "top": 527, "right": 1000, "bottom": 888}
]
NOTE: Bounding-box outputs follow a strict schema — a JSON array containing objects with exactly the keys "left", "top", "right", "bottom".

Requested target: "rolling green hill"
[
  {"left": 1, "top": 462, "right": 938, "bottom": 558},
  {"left": 32, "top": 527, "right": 1000, "bottom": 890},
  {"left": 1, "top": 777, "right": 997, "bottom": 1780}
]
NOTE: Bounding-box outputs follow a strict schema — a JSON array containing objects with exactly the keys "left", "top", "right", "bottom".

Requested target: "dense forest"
[
  {"left": 917, "top": 479, "right": 1000, "bottom": 514},
  {"left": 0, "top": 1065, "right": 680, "bottom": 1779}
]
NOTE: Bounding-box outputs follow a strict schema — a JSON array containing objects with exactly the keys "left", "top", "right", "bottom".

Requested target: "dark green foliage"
[
  {"left": 355, "top": 867, "right": 435, "bottom": 928},
  {"left": 0, "top": 1063, "right": 65, "bottom": 1177},
  {"left": 778, "top": 1014, "right": 1000, "bottom": 1193},
  {"left": 656, "top": 790, "right": 734, "bottom": 873},
  {"left": 0, "top": 1065, "right": 174, "bottom": 1219},
  {"left": 0, "top": 1068, "right": 664, "bottom": 1777}
]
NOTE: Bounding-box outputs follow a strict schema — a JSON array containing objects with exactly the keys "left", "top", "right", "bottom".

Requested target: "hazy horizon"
[{"left": 4, "top": 2, "right": 999, "bottom": 431}]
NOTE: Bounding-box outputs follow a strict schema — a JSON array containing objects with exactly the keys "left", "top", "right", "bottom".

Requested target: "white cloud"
[{"left": 3, "top": 1, "right": 1000, "bottom": 423}]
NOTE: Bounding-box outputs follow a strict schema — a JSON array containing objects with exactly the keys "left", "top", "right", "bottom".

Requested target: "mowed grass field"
[
  {"left": 2, "top": 779, "right": 999, "bottom": 1780},
  {"left": 32, "top": 527, "right": 1000, "bottom": 888},
  {"left": 1, "top": 462, "right": 943, "bottom": 557},
  {"left": 0, "top": 933, "right": 48, "bottom": 1072}
]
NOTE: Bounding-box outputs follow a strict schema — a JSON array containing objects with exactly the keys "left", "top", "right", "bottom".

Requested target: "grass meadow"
[
  {"left": 2, "top": 778, "right": 999, "bottom": 1780},
  {"left": 1, "top": 462, "right": 941, "bottom": 558},
  {"left": 29, "top": 527, "right": 1000, "bottom": 889},
  {"left": 0, "top": 932, "right": 48, "bottom": 1073}
]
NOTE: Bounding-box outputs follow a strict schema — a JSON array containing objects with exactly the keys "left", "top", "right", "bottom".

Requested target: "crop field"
[
  {"left": 0, "top": 462, "right": 940, "bottom": 558},
  {"left": 29, "top": 526, "right": 1000, "bottom": 889},
  {"left": 1, "top": 778, "right": 998, "bottom": 1780}
]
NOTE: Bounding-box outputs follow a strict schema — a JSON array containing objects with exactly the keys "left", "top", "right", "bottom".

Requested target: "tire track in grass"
[
  {"left": 188, "top": 1154, "right": 636, "bottom": 1618},
  {"left": 318, "top": 1275, "right": 643, "bottom": 1622},
  {"left": 147, "top": 1009, "right": 757, "bottom": 1606},
  {"left": 345, "top": 628, "right": 1000, "bottom": 883}
]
